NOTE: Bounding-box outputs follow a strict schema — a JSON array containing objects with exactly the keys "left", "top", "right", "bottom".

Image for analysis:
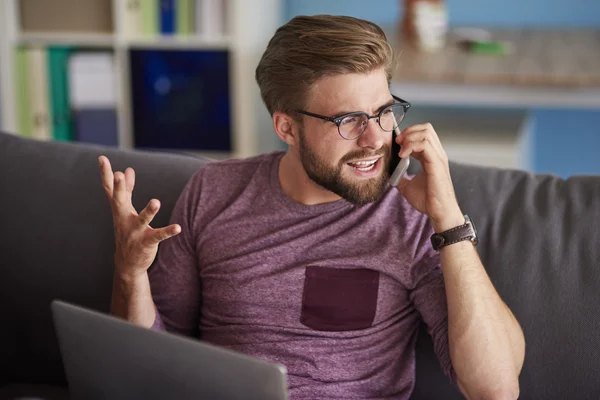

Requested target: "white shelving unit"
[{"left": 0, "top": 0, "right": 282, "bottom": 158}]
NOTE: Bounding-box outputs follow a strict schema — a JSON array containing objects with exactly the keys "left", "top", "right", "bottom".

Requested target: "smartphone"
[{"left": 389, "top": 126, "right": 410, "bottom": 186}]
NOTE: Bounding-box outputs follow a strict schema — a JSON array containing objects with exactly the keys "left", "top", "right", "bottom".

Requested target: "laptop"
[{"left": 51, "top": 300, "right": 288, "bottom": 400}]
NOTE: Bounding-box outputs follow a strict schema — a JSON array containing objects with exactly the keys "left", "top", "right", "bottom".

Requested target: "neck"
[{"left": 278, "top": 151, "right": 342, "bottom": 206}]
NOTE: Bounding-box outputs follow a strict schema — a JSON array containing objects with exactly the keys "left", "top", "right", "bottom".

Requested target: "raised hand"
[{"left": 99, "top": 155, "right": 181, "bottom": 279}]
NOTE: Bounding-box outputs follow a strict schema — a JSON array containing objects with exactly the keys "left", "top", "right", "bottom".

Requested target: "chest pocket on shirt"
[{"left": 300, "top": 266, "right": 380, "bottom": 331}]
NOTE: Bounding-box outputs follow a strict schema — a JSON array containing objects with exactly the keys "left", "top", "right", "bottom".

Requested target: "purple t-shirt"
[{"left": 149, "top": 151, "right": 455, "bottom": 399}]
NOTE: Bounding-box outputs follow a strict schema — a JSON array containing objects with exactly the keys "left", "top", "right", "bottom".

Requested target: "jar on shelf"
[{"left": 400, "top": 0, "right": 449, "bottom": 52}]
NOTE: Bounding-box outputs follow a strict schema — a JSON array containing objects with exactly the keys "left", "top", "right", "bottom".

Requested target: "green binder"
[
  {"left": 141, "top": 0, "right": 159, "bottom": 36},
  {"left": 47, "top": 46, "right": 73, "bottom": 142},
  {"left": 14, "top": 46, "right": 32, "bottom": 137},
  {"left": 176, "top": 0, "right": 194, "bottom": 35}
]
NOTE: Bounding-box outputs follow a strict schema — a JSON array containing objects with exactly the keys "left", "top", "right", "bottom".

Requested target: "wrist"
[
  {"left": 114, "top": 262, "right": 148, "bottom": 284},
  {"left": 431, "top": 210, "right": 465, "bottom": 233}
]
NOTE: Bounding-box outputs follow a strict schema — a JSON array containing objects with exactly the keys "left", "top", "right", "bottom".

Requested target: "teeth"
[
  {"left": 350, "top": 160, "right": 376, "bottom": 166},
  {"left": 349, "top": 159, "right": 377, "bottom": 171}
]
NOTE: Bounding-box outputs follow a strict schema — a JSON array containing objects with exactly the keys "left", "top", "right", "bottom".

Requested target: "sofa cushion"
[
  {"left": 413, "top": 162, "right": 600, "bottom": 400},
  {"left": 0, "top": 132, "right": 207, "bottom": 385}
]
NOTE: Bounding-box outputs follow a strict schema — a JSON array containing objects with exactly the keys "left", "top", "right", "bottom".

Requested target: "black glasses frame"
[{"left": 295, "top": 95, "right": 411, "bottom": 140}]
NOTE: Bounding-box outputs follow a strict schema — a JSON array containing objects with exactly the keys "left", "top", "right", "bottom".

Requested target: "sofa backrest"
[
  {"left": 0, "top": 132, "right": 207, "bottom": 385},
  {"left": 413, "top": 161, "right": 600, "bottom": 399}
]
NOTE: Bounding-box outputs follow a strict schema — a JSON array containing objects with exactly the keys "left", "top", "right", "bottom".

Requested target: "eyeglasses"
[{"left": 295, "top": 95, "right": 411, "bottom": 140}]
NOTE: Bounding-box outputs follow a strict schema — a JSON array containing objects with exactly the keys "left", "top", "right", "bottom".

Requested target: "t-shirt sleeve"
[
  {"left": 148, "top": 169, "right": 203, "bottom": 337},
  {"left": 408, "top": 223, "right": 457, "bottom": 384}
]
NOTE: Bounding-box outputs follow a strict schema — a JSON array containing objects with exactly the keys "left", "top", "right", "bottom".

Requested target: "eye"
[
  {"left": 381, "top": 108, "right": 393, "bottom": 116},
  {"left": 340, "top": 116, "right": 358, "bottom": 126}
]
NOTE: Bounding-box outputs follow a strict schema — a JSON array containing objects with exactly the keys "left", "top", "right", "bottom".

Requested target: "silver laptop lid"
[{"left": 51, "top": 300, "right": 288, "bottom": 400}]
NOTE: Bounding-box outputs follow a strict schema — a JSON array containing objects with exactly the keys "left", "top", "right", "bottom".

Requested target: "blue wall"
[
  {"left": 286, "top": 0, "right": 600, "bottom": 27},
  {"left": 531, "top": 110, "right": 600, "bottom": 178},
  {"left": 286, "top": 0, "right": 600, "bottom": 177}
]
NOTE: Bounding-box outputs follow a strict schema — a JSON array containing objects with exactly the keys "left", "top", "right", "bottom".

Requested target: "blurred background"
[{"left": 0, "top": 0, "right": 598, "bottom": 178}]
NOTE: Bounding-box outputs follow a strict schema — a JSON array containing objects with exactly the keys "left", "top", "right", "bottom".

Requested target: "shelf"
[
  {"left": 15, "top": 32, "right": 115, "bottom": 47},
  {"left": 0, "top": 0, "right": 283, "bottom": 158},
  {"left": 13, "top": 33, "right": 234, "bottom": 51},
  {"left": 122, "top": 35, "right": 232, "bottom": 50}
]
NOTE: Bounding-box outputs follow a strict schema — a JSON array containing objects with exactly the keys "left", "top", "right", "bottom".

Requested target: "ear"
[{"left": 273, "top": 112, "right": 300, "bottom": 147}]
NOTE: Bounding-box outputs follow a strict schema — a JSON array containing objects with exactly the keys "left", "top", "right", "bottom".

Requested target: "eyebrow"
[{"left": 331, "top": 98, "right": 396, "bottom": 118}]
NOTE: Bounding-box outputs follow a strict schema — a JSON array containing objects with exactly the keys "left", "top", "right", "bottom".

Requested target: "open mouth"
[{"left": 346, "top": 157, "right": 381, "bottom": 173}]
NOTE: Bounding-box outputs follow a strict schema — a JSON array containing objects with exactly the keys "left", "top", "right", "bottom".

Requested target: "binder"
[
  {"left": 68, "top": 52, "right": 118, "bottom": 146},
  {"left": 196, "top": 0, "right": 225, "bottom": 36},
  {"left": 140, "top": 0, "right": 159, "bottom": 36},
  {"left": 27, "top": 46, "right": 52, "bottom": 141},
  {"left": 47, "top": 46, "right": 73, "bottom": 142},
  {"left": 72, "top": 109, "right": 119, "bottom": 147},
  {"left": 160, "top": 0, "right": 176, "bottom": 35},
  {"left": 176, "top": 0, "right": 195, "bottom": 35},
  {"left": 122, "top": 0, "right": 142, "bottom": 37},
  {"left": 14, "top": 46, "right": 33, "bottom": 137}
]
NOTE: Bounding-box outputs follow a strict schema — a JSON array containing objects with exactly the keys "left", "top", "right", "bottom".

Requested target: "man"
[{"left": 100, "top": 15, "right": 524, "bottom": 400}]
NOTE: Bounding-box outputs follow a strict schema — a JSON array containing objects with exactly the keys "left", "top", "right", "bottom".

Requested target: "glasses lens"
[
  {"left": 379, "top": 104, "right": 406, "bottom": 132},
  {"left": 339, "top": 114, "right": 368, "bottom": 139}
]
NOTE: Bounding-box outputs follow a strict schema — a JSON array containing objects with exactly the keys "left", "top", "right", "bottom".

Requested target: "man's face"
[{"left": 296, "top": 69, "right": 394, "bottom": 206}]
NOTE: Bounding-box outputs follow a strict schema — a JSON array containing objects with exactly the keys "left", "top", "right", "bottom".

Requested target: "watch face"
[{"left": 466, "top": 215, "right": 479, "bottom": 245}]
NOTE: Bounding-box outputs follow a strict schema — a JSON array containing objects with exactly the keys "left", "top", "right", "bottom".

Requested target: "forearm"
[
  {"left": 440, "top": 240, "right": 524, "bottom": 399},
  {"left": 110, "top": 268, "right": 157, "bottom": 328}
]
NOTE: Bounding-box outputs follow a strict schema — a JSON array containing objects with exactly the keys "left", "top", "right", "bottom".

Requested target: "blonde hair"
[{"left": 255, "top": 15, "right": 394, "bottom": 116}]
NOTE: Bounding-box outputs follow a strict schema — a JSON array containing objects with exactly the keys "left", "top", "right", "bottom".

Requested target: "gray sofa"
[{"left": 1, "top": 130, "right": 599, "bottom": 400}]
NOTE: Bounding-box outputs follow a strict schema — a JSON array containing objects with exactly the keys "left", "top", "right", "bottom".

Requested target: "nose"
[{"left": 355, "top": 118, "right": 386, "bottom": 150}]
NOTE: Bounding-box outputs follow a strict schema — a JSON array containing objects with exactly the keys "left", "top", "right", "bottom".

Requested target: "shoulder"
[
  {"left": 180, "top": 151, "right": 282, "bottom": 211},
  {"left": 188, "top": 151, "right": 281, "bottom": 190}
]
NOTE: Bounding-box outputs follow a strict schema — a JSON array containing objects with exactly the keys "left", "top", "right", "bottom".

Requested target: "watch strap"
[{"left": 430, "top": 215, "right": 477, "bottom": 251}]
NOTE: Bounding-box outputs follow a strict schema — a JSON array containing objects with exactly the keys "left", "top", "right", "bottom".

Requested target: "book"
[
  {"left": 176, "top": 0, "right": 195, "bottom": 35},
  {"left": 27, "top": 46, "right": 52, "bottom": 141},
  {"left": 72, "top": 109, "right": 119, "bottom": 146},
  {"left": 160, "top": 0, "right": 176, "bottom": 35},
  {"left": 47, "top": 46, "right": 73, "bottom": 142},
  {"left": 13, "top": 46, "right": 33, "bottom": 137},
  {"left": 196, "top": 0, "right": 225, "bottom": 37},
  {"left": 122, "top": 0, "right": 142, "bottom": 37},
  {"left": 129, "top": 48, "right": 231, "bottom": 151},
  {"left": 140, "top": 0, "right": 159, "bottom": 36},
  {"left": 68, "top": 52, "right": 118, "bottom": 146}
]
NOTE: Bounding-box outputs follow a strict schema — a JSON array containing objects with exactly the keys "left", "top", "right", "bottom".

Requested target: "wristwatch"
[{"left": 430, "top": 214, "right": 479, "bottom": 251}]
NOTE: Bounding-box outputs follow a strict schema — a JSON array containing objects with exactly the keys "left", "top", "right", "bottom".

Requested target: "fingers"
[
  {"left": 398, "top": 122, "right": 443, "bottom": 148},
  {"left": 124, "top": 167, "right": 136, "bottom": 196},
  {"left": 144, "top": 224, "right": 182, "bottom": 246},
  {"left": 112, "top": 171, "right": 130, "bottom": 215},
  {"left": 99, "top": 156, "right": 114, "bottom": 198},
  {"left": 139, "top": 200, "right": 181, "bottom": 245},
  {"left": 138, "top": 199, "right": 160, "bottom": 226},
  {"left": 397, "top": 123, "right": 446, "bottom": 161},
  {"left": 101, "top": 156, "right": 137, "bottom": 216}
]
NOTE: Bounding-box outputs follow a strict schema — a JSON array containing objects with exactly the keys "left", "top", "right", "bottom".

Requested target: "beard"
[{"left": 298, "top": 128, "right": 391, "bottom": 206}]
